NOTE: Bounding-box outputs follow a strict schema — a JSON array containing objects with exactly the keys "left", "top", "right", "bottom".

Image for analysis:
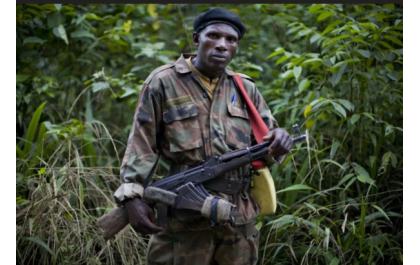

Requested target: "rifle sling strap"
[{"left": 232, "top": 74, "right": 270, "bottom": 144}]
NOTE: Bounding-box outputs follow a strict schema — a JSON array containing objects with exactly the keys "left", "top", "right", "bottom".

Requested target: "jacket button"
[{"left": 203, "top": 93, "right": 208, "bottom": 98}]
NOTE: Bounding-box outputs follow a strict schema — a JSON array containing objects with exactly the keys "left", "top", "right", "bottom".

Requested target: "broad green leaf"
[
  {"left": 277, "top": 184, "right": 315, "bottom": 193},
  {"left": 280, "top": 70, "right": 294, "bottom": 79},
  {"left": 382, "top": 151, "right": 391, "bottom": 165},
  {"left": 310, "top": 34, "right": 322, "bottom": 44},
  {"left": 301, "top": 58, "right": 322, "bottom": 66},
  {"left": 299, "top": 79, "right": 310, "bottom": 93},
  {"left": 17, "top": 74, "right": 31, "bottom": 82},
  {"left": 350, "top": 114, "right": 360, "bottom": 124},
  {"left": 351, "top": 24, "right": 360, "bottom": 32},
  {"left": 352, "top": 36, "right": 369, "bottom": 45},
  {"left": 266, "top": 48, "right": 285, "bottom": 59},
  {"left": 353, "top": 163, "right": 370, "bottom": 179},
  {"left": 92, "top": 82, "right": 109, "bottom": 93},
  {"left": 298, "top": 29, "right": 312, "bottom": 36},
  {"left": 330, "top": 257, "right": 339, "bottom": 265},
  {"left": 23, "top": 37, "right": 46, "bottom": 44},
  {"left": 147, "top": 4, "right": 158, "bottom": 19},
  {"left": 384, "top": 35, "right": 403, "bottom": 46},
  {"left": 387, "top": 72, "right": 399, "bottom": 81},
  {"left": 337, "top": 99, "right": 354, "bottom": 112},
  {"left": 357, "top": 49, "right": 370, "bottom": 58},
  {"left": 330, "top": 142, "right": 340, "bottom": 159},
  {"left": 293, "top": 66, "right": 302, "bottom": 80},
  {"left": 379, "top": 40, "right": 394, "bottom": 50},
  {"left": 305, "top": 119, "right": 315, "bottom": 130},
  {"left": 317, "top": 11, "right": 334, "bottom": 21},
  {"left": 331, "top": 62, "right": 347, "bottom": 87},
  {"left": 331, "top": 102, "right": 346, "bottom": 118},
  {"left": 70, "top": 30, "right": 95, "bottom": 39},
  {"left": 344, "top": 177, "right": 356, "bottom": 191},
  {"left": 309, "top": 97, "right": 325, "bottom": 106},
  {"left": 370, "top": 133, "right": 377, "bottom": 147},
  {"left": 309, "top": 4, "right": 323, "bottom": 13},
  {"left": 23, "top": 102, "right": 46, "bottom": 155},
  {"left": 357, "top": 175, "right": 366, "bottom": 183},
  {"left": 322, "top": 20, "right": 344, "bottom": 35},
  {"left": 54, "top": 4, "right": 62, "bottom": 11},
  {"left": 85, "top": 13, "right": 103, "bottom": 21},
  {"left": 275, "top": 56, "right": 289, "bottom": 65},
  {"left": 304, "top": 104, "right": 312, "bottom": 117},
  {"left": 391, "top": 154, "right": 397, "bottom": 167},
  {"left": 329, "top": 34, "right": 350, "bottom": 42},
  {"left": 363, "top": 112, "right": 375, "bottom": 121},
  {"left": 304, "top": 202, "right": 316, "bottom": 212},
  {"left": 53, "top": 24, "right": 68, "bottom": 45},
  {"left": 330, "top": 59, "right": 358, "bottom": 71},
  {"left": 356, "top": 173, "right": 374, "bottom": 185}
]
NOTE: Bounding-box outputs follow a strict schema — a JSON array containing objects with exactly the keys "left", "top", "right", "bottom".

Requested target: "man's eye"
[{"left": 209, "top": 33, "right": 217, "bottom": 38}]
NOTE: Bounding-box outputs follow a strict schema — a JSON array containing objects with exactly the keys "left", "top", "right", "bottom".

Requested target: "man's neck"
[{"left": 191, "top": 57, "right": 224, "bottom": 80}]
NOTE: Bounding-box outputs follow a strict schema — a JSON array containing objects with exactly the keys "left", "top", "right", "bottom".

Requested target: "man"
[{"left": 114, "top": 7, "right": 292, "bottom": 265}]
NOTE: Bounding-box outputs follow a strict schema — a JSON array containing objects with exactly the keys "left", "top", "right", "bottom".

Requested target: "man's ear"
[{"left": 193, "top": 32, "right": 200, "bottom": 46}]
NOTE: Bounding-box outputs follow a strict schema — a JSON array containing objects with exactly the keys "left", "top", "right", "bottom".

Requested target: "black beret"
[{"left": 194, "top": 7, "right": 246, "bottom": 39}]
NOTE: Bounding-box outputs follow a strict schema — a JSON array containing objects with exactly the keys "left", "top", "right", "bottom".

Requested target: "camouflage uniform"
[{"left": 114, "top": 54, "right": 280, "bottom": 265}]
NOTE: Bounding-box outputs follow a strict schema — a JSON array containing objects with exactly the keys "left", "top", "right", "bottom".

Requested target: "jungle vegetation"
[{"left": 16, "top": 4, "right": 403, "bottom": 265}]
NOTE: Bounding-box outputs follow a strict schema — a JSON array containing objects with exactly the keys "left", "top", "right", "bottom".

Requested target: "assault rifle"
[{"left": 97, "top": 125, "right": 306, "bottom": 240}]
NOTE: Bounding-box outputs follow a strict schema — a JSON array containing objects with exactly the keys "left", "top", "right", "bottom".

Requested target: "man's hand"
[
  {"left": 262, "top": 128, "right": 293, "bottom": 157},
  {"left": 124, "top": 197, "right": 164, "bottom": 234}
]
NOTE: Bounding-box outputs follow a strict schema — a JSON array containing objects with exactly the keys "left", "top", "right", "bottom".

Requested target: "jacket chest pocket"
[
  {"left": 163, "top": 96, "right": 203, "bottom": 152},
  {"left": 226, "top": 103, "right": 252, "bottom": 149}
]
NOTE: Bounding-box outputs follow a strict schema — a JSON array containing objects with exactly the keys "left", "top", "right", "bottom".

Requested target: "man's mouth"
[{"left": 212, "top": 54, "right": 227, "bottom": 59}]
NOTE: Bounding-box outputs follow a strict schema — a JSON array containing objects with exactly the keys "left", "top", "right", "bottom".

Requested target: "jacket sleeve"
[
  {"left": 248, "top": 81, "right": 286, "bottom": 165},
  {"left": 114, "top": 81, "right": 163, "bottom": 204}
]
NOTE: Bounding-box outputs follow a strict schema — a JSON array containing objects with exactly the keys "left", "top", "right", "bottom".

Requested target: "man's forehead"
[{"left": 200, "top": 23, "right": 239, "bottom": 37}]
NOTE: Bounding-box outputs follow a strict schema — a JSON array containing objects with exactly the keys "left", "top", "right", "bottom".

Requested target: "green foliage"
[{"left": 16, "top": 4, "right": 402, "bottom": 264}]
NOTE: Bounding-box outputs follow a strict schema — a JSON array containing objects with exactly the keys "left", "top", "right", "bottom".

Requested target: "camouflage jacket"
[{"left": 114, "top": 54, "right": 281, "bottom": 232}]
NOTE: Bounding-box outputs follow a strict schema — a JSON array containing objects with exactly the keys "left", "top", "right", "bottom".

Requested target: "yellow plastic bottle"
[{"left": 251, "top": 161, "right": 277, "bottom": 216}]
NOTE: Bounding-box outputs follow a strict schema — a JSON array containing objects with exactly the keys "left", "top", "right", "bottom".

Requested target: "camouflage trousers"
[{"left": 146, "top": 223, "right": 259, "bottom": 265}]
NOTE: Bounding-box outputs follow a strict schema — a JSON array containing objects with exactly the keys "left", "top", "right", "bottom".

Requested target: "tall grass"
[{"left": 16, "top": 109, "right": 148, "bottom": 264}]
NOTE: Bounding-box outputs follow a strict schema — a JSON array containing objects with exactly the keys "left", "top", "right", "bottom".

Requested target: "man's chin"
[{"left": 209, "top": 61, "right": 230, "bottom": 71}]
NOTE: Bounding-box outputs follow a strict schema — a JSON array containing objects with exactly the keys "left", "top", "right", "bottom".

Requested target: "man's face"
[{"left": 193, "top": 23, "right": 239, "bottom": 71}]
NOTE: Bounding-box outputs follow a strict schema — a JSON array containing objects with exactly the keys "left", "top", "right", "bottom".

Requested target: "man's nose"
[{"left": 215, "top": 38, "right": 228, "bottom": 51}]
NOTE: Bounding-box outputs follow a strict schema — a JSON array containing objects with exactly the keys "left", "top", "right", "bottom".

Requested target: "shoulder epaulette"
[
  {"left": 237, "top": 73, "right": 255, "bottom": 83},
  {"left": 144, "top": 63, "right": 175, "bottom": 84}
]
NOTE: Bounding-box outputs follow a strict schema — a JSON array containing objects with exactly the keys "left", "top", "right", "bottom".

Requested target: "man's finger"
[
  {"left": 262, "top": 131, "right": 274, "bottom": 141},
  {"left": 143, "top": 218, "right": 164, "bottom": 233},
  {"left": 148, "top": 210, "right": 157, "bottom": 223},
  {"left": 269, "top": 131, "right": 284, "bottom": 153}
]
